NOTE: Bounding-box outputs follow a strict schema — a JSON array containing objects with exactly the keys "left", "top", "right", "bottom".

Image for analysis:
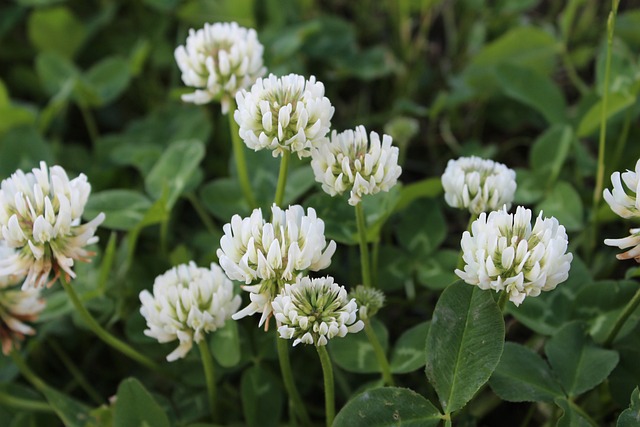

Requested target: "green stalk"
[
  {"left": 276, "top": 338, "right": 311, "bottom": 425},
  {"left": 59, "top": 275, "right": 160, "bottom": 372},
  {"left": 274, "top": 150, "right": 291, "bottom": 207},
  {"left": 591, "top": 0, "right": 620, "bottom": 254},
  {"left": 355, "top": 203, "right": 372, "bottom": 288},
  {"left": 228, "top": 99, "right": 258, "bottom": 209},
  {"left": 604, "top": 285, "right": 640, "bottom": 347},
  {"left": 10, "top": 350, "right": 48, "bottom": 392},
  {"left": 497, "top": 291, "right": 509, "bottom": 313},
  {"left": 316, "top": 345, "right": 335, "bottom": 427},
  {"left": 198, "top": 340, "right": 218, "bottom": 423},
  {"left": 364, "top": 320, "right": 394, "bottom": 386},
  {"left": 77, "top": 101, "right": 100, "bottom": 149},
  {"left": 48, "top": 339, "right": 103, "bottom": 404},
  {"left": 186, "top": 192, "right": 218, "bottom": 234},
  {"left": 0, "top": 389, "right": 53, "bottom": 413}
]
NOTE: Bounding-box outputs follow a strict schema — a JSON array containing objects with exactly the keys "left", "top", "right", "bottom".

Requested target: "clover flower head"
[
  {"left": 174, "top": 21, "right": 266, "bottom": 113},
  {"left": 0, "top": 242, "right": 45, "bottom": 355},
  {"left": 0, "top": 162, "right": 105, "bottom": 290},
  {"left": 311, "top": 125, "right": 402, "bottom": 206},
  {"left": 217, "top": 204, "right": 336, "bottom": 327},
  {"left": 234, "top": 73, "right": 334, "bottom": 158},
  {"left": 604, "top": 228, "right": 640, "bottom": 262},
  {"left": 349, "top": 285, "right": 385, "bottom": 320},
  {"left": 603, "top": 159, "right": 640, "bottom": 219},
  {"left": 455, "top": 206, "right": 572, "bottom": 306},
  {"left": 271, "top": 276, "right": 364, "bottom": 346},
  {"left": 139, "top": 262, "right": 241, "bottom": 362},
  {"left": 441, "top": 156, "right": 517, "bottom": 215}
]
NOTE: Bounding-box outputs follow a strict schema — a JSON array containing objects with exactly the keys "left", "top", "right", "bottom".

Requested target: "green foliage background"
[{"left": 1, "top": 0, "right": 640, "bottom": 426}]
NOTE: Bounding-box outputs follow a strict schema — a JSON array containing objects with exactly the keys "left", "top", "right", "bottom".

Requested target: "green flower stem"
[
  {"left": 10, "top": 350, "right": 48, "bottom": 392},
  {"left": 78, "top": 101, "right": 99, "bottom": 148},
  {"left": 591, "top": 0, "right": 619, "bottom": 256},
  {"left": 274, "top": 150, "right": 291, "bottom": 207},
  {"left": 316, "top": 345, "right": 335, "bottom": 427},
  {"left": 48, "top": 339, "right": 103, "bottom": 405},
  {"left": 456, "top": 213, "right": 478, "bottom": 270},
  {"left": 186, "top": 192, "right": 218, "bottom": 234},
  {"left": 497, "top": 291, "right": 509, "bottom": 313},
  {"left": 198, "top": 340, "right": 218, "bottom": 423},
  {"left": 276, "top": 338, "right": 311, "bottom": 426},
  {"left": 604, "top": 285, "right": 640, "bottom": 347},
  {"left": 228, "top": 99, "right": 258, "bottom": 209},
  {"left": 59, "top": 275, "right": 161, "bottom": 372},
  {"left": 355, "top": 203, "right": 372, "bottom": 288},
  {"left": 364, "top": 320, "right": 394, "bottom": 386},
  {"left": 0, "top": 389, "right": 53, "bottom": 413}
]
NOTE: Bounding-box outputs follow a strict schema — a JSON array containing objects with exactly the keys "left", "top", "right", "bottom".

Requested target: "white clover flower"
[
  {"left": 0, "top": 162, "right": 105, "bottom": 290},
  {"left": 234, "top": 73, "right": 334, "bottom": 158},
  {"left": 604, "top": 228, "right": 640, "bottom": 262},
  {"left": 175, "top": 21, "right": 266, "bottom": 113},
  {"left": 441, "top": 156, "right": 517, "bottom": 215},
  {"left": 603, "top": 159, "right": 640, "bottom": 219},
  {"left": 271, "top": 276, "right": 364, "bottom": 347},
  {"left": 0, "top": 242, "right": 45, "bottom": 355},
  {"left": 217, "top": 204, "right": 336, "bottom": 327},
  {"left": 349, "top": 285, "right": 385, "bottom": 321},
  {"left": 311, "top": 126, "right": 402, "bottom": 206},
  {"left": 455, "top": 206, "right": 572, "bottom": 306},
  {"left": 139, "top": 261, "right": 241, "bottom": 362}
]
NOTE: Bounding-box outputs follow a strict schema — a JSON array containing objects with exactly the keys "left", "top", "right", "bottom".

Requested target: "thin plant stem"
[
  {"left": 0, "top": 389, "right": 53, "bottom": 413},
  {"left": 10, "top": 350, "right": 48, "bottom": 392},
  {"left": 364, "top": 320, "right": 394, "bottom": 386},
  {"left": 274, "top": 150, "right": 291, "bottom": 207},
  {"left": 316, "top": 345, "right": 335, "bottom": 427},
  {"left": 198, "top": 340, "right": 218, "bottom": 423},
  {"left": 604, "top": 285, "right": 640, "bottom": 347},
  {"left": 276, "top": 338, "right": 311, "bottom": 426},
  {"left": 77, "top": 101, "right": 99, "bottom": 148},
  {"left": 591, "top": 0, "right": 620, "bottom": 256},
  {"left": 228, "top": 99, "right": 257, "bottom": 209},
  {"left": 186, "top": 192, "right": 217, "bottom": 234},
  {"left": 355, "top": 203, "right": 372, "bottom": 288},
  {"left": 59, "top": 275, "right": 161, "bottom": 372},
  {"left": 48, "top": 339, "right": 103, "bottom": 405},
  {"left": 497, "top": 291, "right": 509, "bottom": 313}
]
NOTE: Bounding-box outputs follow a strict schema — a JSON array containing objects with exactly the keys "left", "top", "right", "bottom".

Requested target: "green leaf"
[
  {"left": 330, "top": 318, "right": 388, "bottom": 374},
  {"left": 84, "top": 190, "right": 152, "bottom": 231},
  {"left": 545, "top": 322, "right": 619, "bottom": 397},
  {"left": 333, "top": 387, "right": 442, "bottom": 427},
  {"left": 577, "top": 92, "right": 636, "bottom": 137},
  {"left": 82, "top": 56, "right": 132, "bottom": 106},
  {"left": 394, "top": 177, "right": 443, "bottom": 212},
  {"left": 210, "top": 320, "right": 241, "bottom": 368},
  {"left": 0, "top": 126, "right": 55, "bottom": 178},
  {"left": 390, "top": 321, "right": 430, "bottom": 374},
  {"left": 145, "top": 140, "right": 205, "bottom": 208},
  {"left": 27, "top": 6, "right": 86, "bottom": 58},
  {"left": 555, "top": 397, "right": 594, "bottom": 427},
  {"left": 35, "top": 51, "right": 79, "bottom": 96},
  {"left": 38, "top": 385, "right": 92, "bottom": 427},
  {"left": 240, "top": 365, "right": 283, "bottom": 427},
  {"left": 0, "top": 105, "right": 37, "bottom": 135},
  {"left": 536, "top": 181, "right": 584, "bottom": 231},
  {"left": 425, "top": 281, "right": 504, "bottom": 414},
  {"left": 200, "top": 177, "right": 249, "bottom": 221},
  {"left": 415, "top": 250, "right": 459, "bottom": 290},
  {"left": 396, "top": 199, "right": 446, "bottom": 257},
  {"left": 530, "top": 125, "right": 574, "bottom": 189},
  {"left": 113, "top": 378, "right": 170, "bottom": 427},
  {"left": 177, "top": 0, "right": 255, "bottom": 27},
  {"left": 497, "top": 63, "right": 567, "bottom": 124},
  {"left": 489, "top": 342, "right": 564, "bottom": 402},
  {"left": 618, "top": 387, "right": 640, "bottom": 427}
]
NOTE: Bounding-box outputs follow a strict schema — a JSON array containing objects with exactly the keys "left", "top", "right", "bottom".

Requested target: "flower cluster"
[
  {"left": 604, "top": 160, "right": 640, "bottom": 262},
  {"left": 0, "top": 162, "right": 104, "bottom": 290},
  {"left": 0, "top": 242, "right": 45, "bottom": 355},
  {"left": 139, "top": 262, "right": 241, "bottom": 361},
  {"left": 175, "top": 21, "right": 266, "bottom": 113},
  {"left": 349, "top": 285, "right": 385, "bottom": 320},
  {"left": 441, "top": 156, "right": 517, "bottom": 215},
  {"left": 217, "top": 204, "right": 336, "bottom": 327},
  {"left": 234, "top": 73, "right": 334, "bottom": 158},
  {"left": 311, "top": 126, "right": 402, "bottom": 206},
  {"left": 271, "top": 276, "right": 364, "bottom": 346},
  {"left": 455, "top": 206, "right": 572, "bottom": 306}
]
